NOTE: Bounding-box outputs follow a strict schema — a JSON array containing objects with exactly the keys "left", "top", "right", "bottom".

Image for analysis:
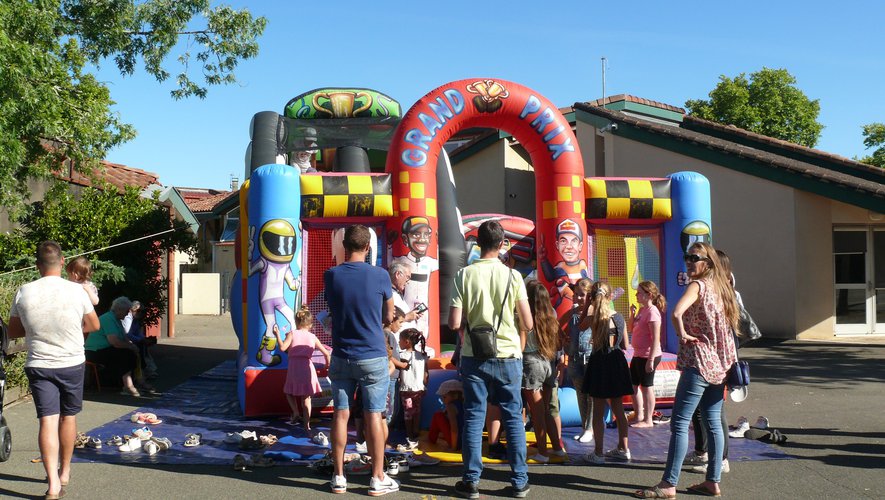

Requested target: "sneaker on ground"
[
  {"left": 550, "top": 449, "right": 568, "bottom": 458},
  {"left": 312, "top": 432, "right": 330, "bottom": 447},
  {"left": 406, "top": 453, "right": 440, "bottom": 467},
  {"left": 528, "top": 453, "right": 549, "bottom": 463},
  {"left": 355, "top": 441, "right": 368, "bottom": 454},
  {"left": 691, "top": 458, "right": 730, "bottom": 474},
  {"left": 344, "top": 456, "right": 372, "bottom": 475},
  {"left": 729, "top": 417, "right": 750, "bottom": 438},
  {"left": 574, "top": 431, "right": 593, "bottom": 443},
  {"left": 683, "top": 451, "right": 708, "bottom": 466},
  {"left": 510, "top": 483, "right": 531, "bottom": 498},
  {"left": 755, "top": 416, "right": 770, "bottom": 430},
  {"left": 605, "top": 447, "right": 632, "bottom": 462},
  {"left": 583, "top": 451, "right": 605, "bottom": 464},
  {"left": 406, "top": 438, "right": 419, "bottom": 450},
  {"left": 330, "top": 474, "right": 347, "bottom": 494},
  {"left": 385, "top": 461, "right": 400, "bottom": 477},
  {"left": 368, "top": 473, "right": 400, "bottom": 496},
  {"left": 454, "top": 480, "right": 479, "bottom": 499}
]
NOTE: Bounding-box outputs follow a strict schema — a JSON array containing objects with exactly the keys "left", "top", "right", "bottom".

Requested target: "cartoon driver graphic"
[
  {"left": 540, "top": 218, "right": 589, "bottom": 307},
  {"left": 392, "top": 216, "right": 438, "bottom": 335},
  {"left": 249, "top": 219, "right": 300, "bottom": 367}
]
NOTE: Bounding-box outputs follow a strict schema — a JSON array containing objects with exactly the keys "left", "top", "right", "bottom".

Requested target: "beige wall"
[
  {"left": 453, "top": 141, "right": 508, "bottom": 216},
  {"left": 794, "top": 192, "right": 836, "bottom": 338},
  {"left": 180, "top": 273, "right": 221, "bottom": 315}
]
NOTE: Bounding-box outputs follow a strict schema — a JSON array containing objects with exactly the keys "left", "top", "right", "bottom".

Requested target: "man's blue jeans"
[
  {"left": 663, "top": 367, "right": 726, "bottom": 485},
  {"left": 459, "top": 356, "right": 528, "bottom": 489}
]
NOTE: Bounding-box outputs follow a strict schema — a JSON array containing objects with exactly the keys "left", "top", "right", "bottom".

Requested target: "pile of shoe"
[
  {"left": 233, "top": 453, "right": 274, "bottom": 471},
  {"left": 730, "top": 415, "right": 787, "bottom": 444},
  {"left": 108, "top": 434, "right": 173, "bottom": 455},
  {"left": 130, "top": 412, "right": 163, "bottom": 425},
  {"left": 74, "top": 432, "right": 102, "bottom": 450}
]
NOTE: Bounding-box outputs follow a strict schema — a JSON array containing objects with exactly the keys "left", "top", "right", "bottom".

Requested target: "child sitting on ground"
[
  {"left": 428, "top": 379, "right": 464, "bottom": 451},
  {"left": 398, "top": 328, "right": 429, "bottom": 450}
]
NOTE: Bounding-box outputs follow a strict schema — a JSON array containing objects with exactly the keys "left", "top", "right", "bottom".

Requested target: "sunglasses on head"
[{"left": 684, "top": 254, "right": 708, "bottom": 264}]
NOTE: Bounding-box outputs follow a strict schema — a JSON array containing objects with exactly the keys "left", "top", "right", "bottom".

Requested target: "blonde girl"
[
  {"left": 561, "top": 277, "right": 594, "bottom": 442},
  {"left": 581, "top": 281, "right": 632, "bottom": 464},
  {"left": 66, "top": 256, "right": 99, "bottom": 306},
  {"left": 629, "top": 280, "right": 667, "bottom": 428},
  {"left": 274, "top": 306, "right": 331, "bottom": 435}
]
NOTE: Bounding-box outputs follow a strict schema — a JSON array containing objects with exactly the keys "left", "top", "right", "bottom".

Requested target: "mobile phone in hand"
[{"left": 414, "top": 302, "right": 428, "bottom": 314}]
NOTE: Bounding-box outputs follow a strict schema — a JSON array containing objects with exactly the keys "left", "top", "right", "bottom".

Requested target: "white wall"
[{"left": 180, "top": 273, "right": 221, "bottom": 315}]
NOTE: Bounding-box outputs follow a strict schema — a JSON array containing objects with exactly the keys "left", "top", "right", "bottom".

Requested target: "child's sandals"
[
  {"left": 259, "top": 434, "right": 278, "bottom": 446},
  {"left": 183, "top": 433, "right": 202, "bottom": 447}
]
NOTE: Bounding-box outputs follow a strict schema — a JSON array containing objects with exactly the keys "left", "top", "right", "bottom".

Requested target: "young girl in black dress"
[{"left": 581, "top": 281, "right": 633, "bottom": 464}]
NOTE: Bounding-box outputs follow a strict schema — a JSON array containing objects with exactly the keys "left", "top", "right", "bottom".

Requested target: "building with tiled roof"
[{"left": 449, "top": 94, "right": 884, "bottom": 340}]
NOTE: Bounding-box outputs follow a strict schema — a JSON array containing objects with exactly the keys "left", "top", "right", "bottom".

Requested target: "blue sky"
[{"left": 101, "top": 0, "right": 885, "bottom": 190}]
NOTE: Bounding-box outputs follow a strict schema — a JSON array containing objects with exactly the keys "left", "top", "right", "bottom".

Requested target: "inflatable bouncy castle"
[{"left": 231, "top": 79, "right": 712, "bottom": 418}]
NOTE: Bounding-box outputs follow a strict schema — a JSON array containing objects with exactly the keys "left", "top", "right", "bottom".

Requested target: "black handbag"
[{"left": 465, "top": 269, "right": 512, "bottom": 360}]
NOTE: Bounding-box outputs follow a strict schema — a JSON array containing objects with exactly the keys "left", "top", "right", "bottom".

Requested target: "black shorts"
[
  {"left": 630, "top": 356, "right": 661, "bottom": 387},
  {"left": 25, "top": 364, "right": 85, "bottom": 418}
]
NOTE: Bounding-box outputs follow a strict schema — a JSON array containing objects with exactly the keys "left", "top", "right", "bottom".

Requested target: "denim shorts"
[
  {"left": 25, "top": 364, "right": 85, "bottom": 418},
  {"left": 329, "top": 355, "right": 389, "bottom": 413}
]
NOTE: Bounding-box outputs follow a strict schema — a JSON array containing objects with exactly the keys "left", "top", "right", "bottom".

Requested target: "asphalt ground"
[{"left": 2, "top": 314, "right": 884, "bottom": 499}]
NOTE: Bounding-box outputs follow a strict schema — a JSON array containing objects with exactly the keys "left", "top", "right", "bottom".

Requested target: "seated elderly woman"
[{"left": 84, "top": 296, "right": 156, "bottom": 396}]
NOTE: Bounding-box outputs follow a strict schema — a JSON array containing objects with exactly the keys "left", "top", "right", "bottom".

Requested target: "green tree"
[
  {"left": 0, "top": 0, "right": 266, "bottom": 212},
  {"left": 858, "top": 123, "right": 885, "bottom": 168},
  {"left": 685, "top": 67, "right": 823, "bottom": 148},
  {"left": 0, "top": 181, "right": 197, "bottom": 326}
]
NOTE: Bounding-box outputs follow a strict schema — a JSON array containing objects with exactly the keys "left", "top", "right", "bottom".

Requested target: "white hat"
[
  {"left": 729, "top": 385, "right": 748, "bottom": 403},
  {"left": 436, "top": 379, "right": 463, "bottom": 396}
]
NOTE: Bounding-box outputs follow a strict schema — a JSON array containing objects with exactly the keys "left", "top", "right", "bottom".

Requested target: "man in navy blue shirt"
[{"left": 324, "top": 224, "right": 398, "bottom": 496}]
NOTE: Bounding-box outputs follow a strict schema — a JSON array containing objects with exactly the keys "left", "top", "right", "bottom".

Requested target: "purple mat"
[{"left": 75, "top": 360, "right": 792, "bottom": 466}]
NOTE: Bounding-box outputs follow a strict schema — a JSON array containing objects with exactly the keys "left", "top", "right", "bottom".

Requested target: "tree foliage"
[
  {"left": 685, "top": 68, "right": 823, "bottom": 148},
  {"left": 858, "top": 123, "right": 885, "bottom": 168},
  {"left": 0, "top": 181, "right": 197, "bottom": 326},
  {"left": 0, "top": 0, "right": 266, "bottom": 211}
]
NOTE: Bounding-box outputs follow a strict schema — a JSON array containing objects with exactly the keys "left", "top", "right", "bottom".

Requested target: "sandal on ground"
[
  {"left": 634, "top": 486, "right": 676, "bottom": 499},
  {"left": 73, "top": 433, "right": 88, "bottom": 449},
  {"left": 687, "top": 483, "right": 721, "bottom": 497},
  {"left": 106, "top": 435, "right": 124, "bottom": 447},
  {"left": 249, "top": 454, "right": 274, "bottom": 468},
  {"left": 259, "top": 434, "right": 278, "bottom": 446},
  {"left": 151, "top": 437, "right": 173, "bottom": 451},
  {"left": 183, "top": 433, "right": 202, "bottom": 447},
  {"left": 86, "top": 436, "right": 102, "bottom": 449},
  {"left": 44, "top": 488, "right": 66, "bottom": 500},
  {"left": 120, "top": 387, "right": 141, "bottom": 397}
]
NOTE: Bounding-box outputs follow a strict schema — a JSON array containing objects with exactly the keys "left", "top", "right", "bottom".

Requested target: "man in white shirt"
[{"left": 8, "top": 241, "right": 100, "bottom": 499}]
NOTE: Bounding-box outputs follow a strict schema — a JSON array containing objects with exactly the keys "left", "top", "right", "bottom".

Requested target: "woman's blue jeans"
[
  {"left": 458, "top": 355, "right": 528, "bottom": 489},
  {"left": 663, "top": 367, "right": 726, "bottom": 485}
]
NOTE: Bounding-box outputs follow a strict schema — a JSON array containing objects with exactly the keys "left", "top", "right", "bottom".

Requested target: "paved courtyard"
[{"left": 2, "top": 314, "right": 883, "bottom": 499}]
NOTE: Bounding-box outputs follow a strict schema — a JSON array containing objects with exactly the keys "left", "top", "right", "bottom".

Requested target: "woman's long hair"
[
  {"left": 688, "top": 242, "right": 740, "bottom": 334},
  {"left": 525, "top": 279, "right": 559, "bottom": 360},
  {"left": 639, "top": 280, "right": 667, "bottom": 314},
  {"left": 587, "top": 281, "right": 615, "bottom": 352}
]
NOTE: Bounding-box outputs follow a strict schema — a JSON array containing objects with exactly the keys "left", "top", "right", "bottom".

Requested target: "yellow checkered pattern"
[
  {"left": 300, "top": 174, "right": 393, "bottom": 218},
  {"left": 584, "top": 178, "right": 672, "bottom": 220}
]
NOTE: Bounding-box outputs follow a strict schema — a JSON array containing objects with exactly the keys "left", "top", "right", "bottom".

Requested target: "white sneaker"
[
  {"left": 312, "top": 432, "right": 330, "bottom": 447},
  {"left": 729, "top": 416, "right": 750, "bottom": 438},
  {"left": 605, "top": 447, "right": 631, "bottom": 462},
  {"left": 369, "top": 473, "right": 400, "bottom": 496},
  {"left": 406, "top": 438, "right": 419, "bottom": 450},
  {"left": 330, "top": 474, "right": 347, "bottom": 494},
  {"left": 118, "top": 437, "right": 141, "bottom": 452},
  {"left": 574, "top": 431, "right": 593, "bottom": 443},
  {"left": 344, "top": 456, "right": 372, "bottom": 475},
  {"left": 355, "top": 441, "right": 368, "bottom": 454},
  {"left": 584, "top": 451, "right": 605, "bottom": 464},
  {"left": 755, "top": 416, "right": 770, "bottom": 430},
  {"left": 683, "top": 451, "right": 708, "bottom": 466},
  {"left": 386, "top": 461, "right": 400, "bottom": 477},
  {"left": 143, "top": 440, "right": 159, "bottom": 456},
  {"left": 691, "top": 458, "right": 730, "bottom": 474}
]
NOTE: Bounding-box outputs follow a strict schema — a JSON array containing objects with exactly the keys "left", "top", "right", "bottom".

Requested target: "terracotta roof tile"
[
  {"left": 54, "top": 160, "right": 160, "bottom": 191},
  {"left": 583, "top": 94, "right": 686, "bottom": 114},
  {"left": 186, "top": 190, "right": 236, "bottom": 213}
]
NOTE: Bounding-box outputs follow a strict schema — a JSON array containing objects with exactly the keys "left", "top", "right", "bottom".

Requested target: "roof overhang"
[{"left": 142, "top": 185, "right": 200, "bottom": 234}]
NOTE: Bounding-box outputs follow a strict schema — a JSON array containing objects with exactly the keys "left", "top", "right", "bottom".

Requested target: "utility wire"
[{"left": 0, "top": 228, "right": 177, "bottom": 277}]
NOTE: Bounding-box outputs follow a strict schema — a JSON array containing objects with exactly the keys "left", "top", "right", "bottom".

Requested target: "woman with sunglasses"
[{"left": 635, "top": 242, "right": 740, "bottom": 499}]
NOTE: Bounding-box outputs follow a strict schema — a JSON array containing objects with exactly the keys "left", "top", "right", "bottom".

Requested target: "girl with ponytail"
[
  {"left": 629, "top": 281, "right": 667, "bottom": 428},
  {"left": 275, "top": 306, "right": 332, "bottom": 438}
]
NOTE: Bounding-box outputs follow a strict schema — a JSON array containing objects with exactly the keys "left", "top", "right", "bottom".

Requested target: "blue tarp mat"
[{"left": 75, "top": 360, "right": 792, "bottom": 466}]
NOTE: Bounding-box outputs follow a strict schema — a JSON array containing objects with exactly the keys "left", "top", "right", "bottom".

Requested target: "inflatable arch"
[{"left": 386, "top": 78, "right": 588, "bottom": 349}]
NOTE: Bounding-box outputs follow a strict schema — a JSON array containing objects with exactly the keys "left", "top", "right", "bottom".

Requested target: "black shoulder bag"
[{"left": 466, "top": 269, "right": 513, "bottom": 360}]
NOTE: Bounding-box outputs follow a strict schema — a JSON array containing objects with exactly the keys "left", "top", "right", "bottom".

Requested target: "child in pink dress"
[{"left": 273, "top": 307, "right": 331, "bottom": 435}]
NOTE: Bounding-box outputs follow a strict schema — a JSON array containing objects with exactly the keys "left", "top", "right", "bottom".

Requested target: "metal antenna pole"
[{"left": 601, "top": 57, "right": 607, "bottom": 108}]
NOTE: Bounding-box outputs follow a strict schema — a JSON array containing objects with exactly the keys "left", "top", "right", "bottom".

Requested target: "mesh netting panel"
[
  {"left": 590, "top": 227, "right": 663, "bottom": 320},
  {"left": 301, "top": 224, "right": 386, "bottom": 346}
]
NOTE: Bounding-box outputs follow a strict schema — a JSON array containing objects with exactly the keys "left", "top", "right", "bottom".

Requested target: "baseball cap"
[
  {"left": 436, "top": 379, "right": 463, "bottom": 397},
  {"left": 402, "top": 216, "right": 431, "bottom": 234},
  {"left": 557, "top": 218, "right": 581, "bottom": 239}
]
